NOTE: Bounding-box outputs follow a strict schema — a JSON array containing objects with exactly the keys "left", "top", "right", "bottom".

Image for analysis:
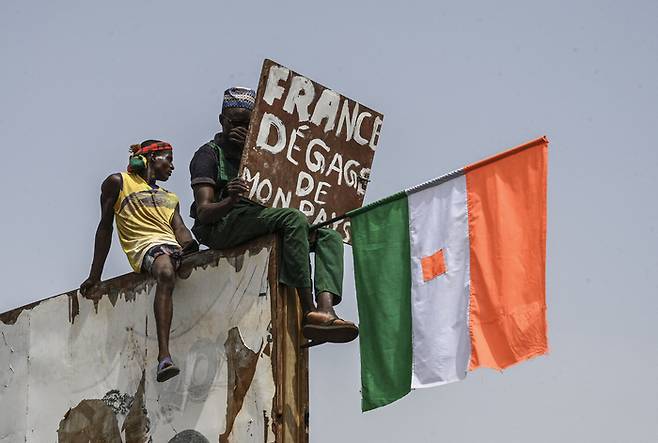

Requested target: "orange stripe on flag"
[
  {"left": 466, "top": 137, "right": 548, "bottom": 371},
  {"left": 421, "top": 249, "right": 446, "bottom": 282}
]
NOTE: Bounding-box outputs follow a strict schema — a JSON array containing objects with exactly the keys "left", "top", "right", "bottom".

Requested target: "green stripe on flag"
[{"left": 351, "top": 195, "right": 412, "bottom": 411}]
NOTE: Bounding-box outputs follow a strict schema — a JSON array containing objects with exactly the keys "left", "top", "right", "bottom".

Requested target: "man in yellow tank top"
[{"left": 80, "top": 140, "right": 198, "bottom": 382}]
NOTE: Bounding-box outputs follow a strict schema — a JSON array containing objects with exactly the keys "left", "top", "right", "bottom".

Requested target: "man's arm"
[
  {"left": 193, "top": 178, "right": 249, "bottom": 225},
  {"left": 80, "top": 174, "right": 121, "bottom": 297},
  {"left": 170, "top": 204, "right": 198, "bottom": 254}
]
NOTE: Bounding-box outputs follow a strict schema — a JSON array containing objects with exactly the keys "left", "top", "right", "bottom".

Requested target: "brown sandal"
[{"left": 302, "top": 313, "right": 359, "bottom": 345}]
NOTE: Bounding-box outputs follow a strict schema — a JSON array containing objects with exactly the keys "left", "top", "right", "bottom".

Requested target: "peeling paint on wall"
[
  {"left": 0, "top": 239, "right": 288, "bottom": 442},
  {"left": 58, "top": 399, "right": 123, "bottom": 442},
  {"left": 122, "top": 371, "right": 149, "bottom": 443},
  {"left": 263, "top": 410, "right": 270, "bottom": 443},
  {"left": 103, "top": 390, "right": 135, "bottom": 416},
  {"left": 68, "top": 292, "right": 80, "bottom": 324},
  {"left": 0, "top": 300, "right": 42, "bottom": 326},
  {"left": 55, "top": 372, "right": 150, "bottom": 443},
  {"left": 219, "top": 327, "right": 261, "bottom": 443}
]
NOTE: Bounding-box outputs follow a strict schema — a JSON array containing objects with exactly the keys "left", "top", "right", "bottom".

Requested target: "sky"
[{"left": 1, "top": 1, "right": 657, "bottom": 442}]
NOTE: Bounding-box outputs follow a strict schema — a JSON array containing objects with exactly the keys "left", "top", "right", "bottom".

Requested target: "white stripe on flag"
[{"left": 408, "top": 175, "right": 471, "bottom": 388}]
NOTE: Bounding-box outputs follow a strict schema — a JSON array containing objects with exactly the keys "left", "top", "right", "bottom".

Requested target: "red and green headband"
[{"left": 135, "top": 141, "right": 173, "bottom": 155}]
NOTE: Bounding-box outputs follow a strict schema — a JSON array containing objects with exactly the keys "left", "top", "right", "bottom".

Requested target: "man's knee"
[
  {"left": 153, "top": 258, "right": 177, "bottom": 287},
  {"left": 282, "top": 208, "right": 308, "bottom": 229},
  {"left": 319, "top": 227, "right": 342, "bottom": 243},
  {"left": 157, "top": 268, "right": 176, "bottom": 286}
]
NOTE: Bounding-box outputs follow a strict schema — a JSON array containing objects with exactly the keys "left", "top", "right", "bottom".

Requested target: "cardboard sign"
[{"left": 240, "top": 59, "right": 384, "bottom": 242}]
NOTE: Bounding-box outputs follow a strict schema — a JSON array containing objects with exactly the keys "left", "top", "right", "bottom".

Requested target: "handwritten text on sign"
[{"left": 240, "top": 60, "right": 383, "bottom": 242}]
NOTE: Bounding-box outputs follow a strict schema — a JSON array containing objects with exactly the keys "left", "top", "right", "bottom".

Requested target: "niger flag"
[{"left": 351, "top": 136, "right": 548, "bottom": 411}]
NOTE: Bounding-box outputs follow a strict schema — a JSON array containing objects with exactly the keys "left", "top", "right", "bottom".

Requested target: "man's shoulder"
[
  {"left": 190, "top": 139, "right": 221, "bottom": 187},
  {"left": 194, "top": 142, "right": 216, "bottom": 155},
  {"left": 191, "top": 142, "right": 218, "bottom": 163},
  {"left": 106, "top": 172, "right": 124, "bottom": 182},
  {"left": 102, "top": 172, "right": 123, "bottom": 192}
]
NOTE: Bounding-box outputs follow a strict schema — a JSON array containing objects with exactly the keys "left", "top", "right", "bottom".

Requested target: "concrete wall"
[{"left": 0, "top": 237, "right": 308, "bottom": 443}]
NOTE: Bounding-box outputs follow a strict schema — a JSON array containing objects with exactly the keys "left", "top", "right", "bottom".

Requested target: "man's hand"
[
  {"left": 79, "top": 276, "right": 101, "bottom": 300},
  {"left": 228, "top": 126, "right": 248, "bottom": 147},
  {"left": 226, "top": 178, "right": 250, "bottom": 203},
  {"left": 181, "top": 240, "right": 199, "bottom": 255}
]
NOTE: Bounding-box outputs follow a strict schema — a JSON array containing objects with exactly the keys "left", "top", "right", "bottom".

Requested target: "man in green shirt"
[{"left": 189, "top": 87, "right": 358, "bottom": 345}]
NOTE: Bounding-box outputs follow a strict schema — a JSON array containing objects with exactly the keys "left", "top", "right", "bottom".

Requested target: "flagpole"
[
  {"left": 310, "top": 135, "right": 548, "bottom": 231},
  {"left": 310, "top": 166, "right": 463, "bottom": 230},
  {"left": 310, "top": 191, "right": 407, "bottom": 230}
]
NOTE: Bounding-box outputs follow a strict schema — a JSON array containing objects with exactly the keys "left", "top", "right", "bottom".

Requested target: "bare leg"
[
  {"left": 315, "top": 291, "right": 337, "bottom": 317},
  {"left": 301, "top": 289, "right": 358, "bottom": 344},
  {"left": 298, "top": 289, "right": 338, "bottom": 318},
  {"left": 151, "top": 254, "right": 177, "bottom": 362},
  {"left": 298, "top": 288, "right": 316, "bottom": 316}
]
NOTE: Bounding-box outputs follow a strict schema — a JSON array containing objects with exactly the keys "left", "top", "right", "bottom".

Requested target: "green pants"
[{"left": 193, "top": 203, "right": 344, "bottom": 304}]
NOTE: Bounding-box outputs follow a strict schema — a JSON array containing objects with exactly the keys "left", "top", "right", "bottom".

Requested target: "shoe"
[{"left": 156, "top": 356, "right": 180, "bottom": 382}]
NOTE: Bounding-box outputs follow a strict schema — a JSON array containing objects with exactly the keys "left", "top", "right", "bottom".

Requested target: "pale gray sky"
[{"left": 1, "top": 1, "right": 657, "bottom": 441}]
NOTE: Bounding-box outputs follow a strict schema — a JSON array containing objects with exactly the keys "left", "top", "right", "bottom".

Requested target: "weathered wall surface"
[{"left": 0, "top": 238, "right": 307, "bottom": 443}]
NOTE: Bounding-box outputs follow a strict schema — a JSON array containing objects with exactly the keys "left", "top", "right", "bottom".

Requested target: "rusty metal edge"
[
  {"left": 269, "top": 237, "right": 283, "bottom": 442},
  {"left": 0, "top": 235, "right": 279, "bottom": 326},
  {"left": 268, "top": 236, "right": 309, "bottom": 443}
]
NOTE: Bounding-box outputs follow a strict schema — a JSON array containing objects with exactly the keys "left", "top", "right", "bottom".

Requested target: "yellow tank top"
[{"left": 114, "top": 172, "right": 181, "bottom": 272}]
